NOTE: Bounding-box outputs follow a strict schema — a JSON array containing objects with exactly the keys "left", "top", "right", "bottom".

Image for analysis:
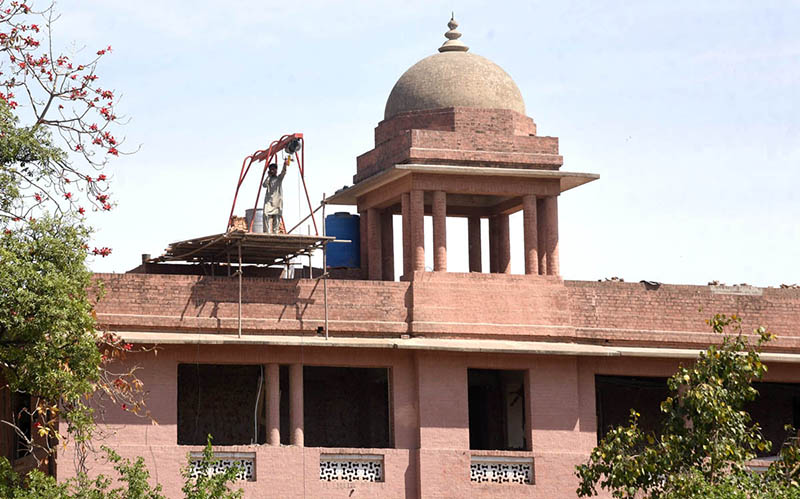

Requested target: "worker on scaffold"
[{"left": 262, "top": 156, "right": 289, "bottom": 233}]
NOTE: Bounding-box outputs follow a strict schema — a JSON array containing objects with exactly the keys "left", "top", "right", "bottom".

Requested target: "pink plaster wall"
[{"left": 59, "top": 344, "right": 800, "bottom": 498}]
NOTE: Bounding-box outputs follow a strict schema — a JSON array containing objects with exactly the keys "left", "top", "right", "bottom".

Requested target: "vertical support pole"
[
  {"left": 523, "top": 194, "right": 538, "bottom": 275},
  {"left": 237, "top": 242, "right": 242, "bottom": 338},
  {"left": 432, "top": 191, "right": 447, "bottom": 272},
  {"left": 410, "top": 189, "right": 425, "bottom": 272},
  {"left": 537, "top": 198, "right": 547, "bottom": 275},
  {"left": 545, "top": 196, "right": 560, "bottom": 276},
  {"left": 368, "top": 207, "right": 382, "bottom": 280},
  {"left": 359, "top": 209, "right": 368, "bottom": 279},
  {"left": 290, "top": 364, "right": 304, "bottom": 446},
  {"left": 266, "top": 363, "right": 280, "bottom": 446},
  {"left": 468, "top": 216, "right": 482, "bottom": 273},
  {"left": 381, "top": 210, "right": 394, "bottom": 281},
  {"left": 401, "top": 193, "right": 411, "bottom": 277},
  {"left": 497, "top": 214, "right": 511, "bottom": 274},
  {"left": 322, "top": 195, "right": 328, "bottom": 340}
]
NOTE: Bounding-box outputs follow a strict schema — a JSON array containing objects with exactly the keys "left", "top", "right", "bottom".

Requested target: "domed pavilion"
[{"left": 327, "top": 16, "right": 598, "bottom": 280}]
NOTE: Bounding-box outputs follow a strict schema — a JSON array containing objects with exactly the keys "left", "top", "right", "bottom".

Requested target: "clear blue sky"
[{"left": 54, "top": 0, "right": 799, "bottom": 286}]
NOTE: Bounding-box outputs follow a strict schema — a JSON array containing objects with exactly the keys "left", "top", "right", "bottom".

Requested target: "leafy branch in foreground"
[{"left": 576, "top": 314, "right": 800, "bottom": 498}]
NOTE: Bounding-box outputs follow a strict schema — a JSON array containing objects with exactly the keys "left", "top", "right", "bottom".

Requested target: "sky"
[{"left": 48, "top": 0, "right": 800, "bottom": 286}]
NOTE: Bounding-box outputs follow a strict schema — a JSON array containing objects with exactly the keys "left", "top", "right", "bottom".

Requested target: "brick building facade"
[{"left": 39, "top": 17, "right": 800, "bottom": 498}]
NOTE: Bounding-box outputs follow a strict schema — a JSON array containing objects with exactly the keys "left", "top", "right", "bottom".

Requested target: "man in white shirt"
[{"left": 262, "top": 161, "right": 287, "bottom": 234}]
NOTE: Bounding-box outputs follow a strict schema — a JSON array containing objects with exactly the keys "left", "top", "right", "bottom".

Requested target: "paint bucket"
[{"left": 244, "top": 208, "right": 265, "bottom": 233}]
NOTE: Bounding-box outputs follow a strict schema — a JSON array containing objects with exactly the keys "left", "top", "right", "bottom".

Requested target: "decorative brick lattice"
[
  {"left": 319, "top": 454, "right": 384, "bottom": 482},
  {"left": 470, "top": 456, "right": 533, "bottom": 484},
  {"left": 189, "top": 452, "right": 255, "bottom": 482}
]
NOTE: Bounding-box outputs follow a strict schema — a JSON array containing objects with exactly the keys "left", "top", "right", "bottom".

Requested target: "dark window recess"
[
  {"left": 747, "top": 382, "right": 800, "bottom": 457},
  {"left": 303, "top": 366, "right": 391, "bottom": 448},
  {"left": 280, "top": 365, "right": 290, "bottom": 445},
  {"left": 595, "top": 376, "right": 668, "bottom": 441},
  {"left": 12, "top": 392, "right": 32, "bottom": 460},
  {"left": 468, "top": 369, "right": 527, "bottom": 451},
  {"left": 177, "top": 364, "right": 265, "bottom": 445}
]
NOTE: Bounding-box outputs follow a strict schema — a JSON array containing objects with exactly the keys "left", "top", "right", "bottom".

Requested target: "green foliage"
[
  {"left": 181, "top": 436, "right": 243, "bottom": 499},
  {"left": 0, "top": 438, "right": 243, "bottom": 498},
  {"left": 0, "top": 99, "right": 65, "bottom": 218},
  {"left": 576, "top": 314, "right": 800, "bottom": 498},
  {"left": 0, "top": 215, "right": 101, "bottom": 445},
  {"left": 0, "top": 446, "right": 165, "bottom": 498}
]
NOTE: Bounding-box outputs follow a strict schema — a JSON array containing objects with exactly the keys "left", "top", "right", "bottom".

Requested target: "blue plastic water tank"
[{"left": 325, "top": 212, "right": 360, "bottom": 268}]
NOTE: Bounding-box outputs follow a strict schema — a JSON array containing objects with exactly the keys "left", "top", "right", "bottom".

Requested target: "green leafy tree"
[
  {"left": 576, "top": 314, "right": 800, "bottom": 498},
  {"left": 181, "top": 436, "right": 244, "bottom": 499},
  {"left": 0, "top": 0, "right": 144, "bottom": 477}
]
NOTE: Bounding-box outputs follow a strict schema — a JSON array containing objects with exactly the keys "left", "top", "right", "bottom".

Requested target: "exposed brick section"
[
  {"left": 354, "top": 107, "right": 562, "bottom": 184},
  {"left": 93, "top": 272, "right": 800, "bottom": 351},
  {"left": 93, "top": 273, "right": 409, "bottom": 337},
  {"left": 566, "top": 281, "right": 800, "bottom": 349}
]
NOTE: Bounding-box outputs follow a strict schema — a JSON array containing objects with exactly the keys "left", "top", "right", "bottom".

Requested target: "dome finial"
[{"left": 439, "top": 14, "right": 469, "bottom": 53}]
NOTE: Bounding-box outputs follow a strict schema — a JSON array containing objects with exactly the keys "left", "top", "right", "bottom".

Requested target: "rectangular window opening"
[
  {"left": 177, "top": 364, "right": 266, "bottom": 446},
  {"left": 747, "top": 382, "right": 800, "bottom": 457},
  {"left": 304, "top": 366, "right": 391, "bottom": 448},
  {"left": 468, "top": 369, "right": 527, "bottom": 451},
  {"left": 595, "top": 375, "right": 668, "bottom": 441}
]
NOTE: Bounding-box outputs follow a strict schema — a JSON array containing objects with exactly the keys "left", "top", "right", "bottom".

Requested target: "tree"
[
  {"left": 0, "top": 0, "right": 128, "bottom": 225},
  {"left": 0, "top": 0, "right": 140, "bottom": 475},
  {"left": 576, "top": 314, "right": 800, "bottom": 498}
]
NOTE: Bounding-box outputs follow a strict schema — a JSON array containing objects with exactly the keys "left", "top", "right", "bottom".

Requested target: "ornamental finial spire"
[{"left": 438, "top": 13, "right": 469, "bottom": 52}]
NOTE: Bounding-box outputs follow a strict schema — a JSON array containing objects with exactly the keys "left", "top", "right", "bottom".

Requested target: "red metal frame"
[{"left": 226, "top": 133, "right": 318, "bottom": 235}]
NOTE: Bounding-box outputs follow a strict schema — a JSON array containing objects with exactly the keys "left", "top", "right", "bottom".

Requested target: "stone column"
[
  {"left": 432, "top": 191, "right": 447, "bottom": 272},
  {"left": 497, "top": 214, "right": 511, "bottom": 274},
  {"left": 290, "top": 364, "right": 303, "bottom": 446},
  {"left": 401, "top": 193, "right": 411, "bottom": 277},
  {"left": 266, "top": 363, "right": 280, "bottom": 446},
  {"left": 381, "top": 210, "right": 394, "bottom": 281},
  {"left": 536, "top": 198, "right": 547, "bottom": 275},
  {"left": 367, "top": 207, "right": 382, "bottom": 280},
  {"left": 544, "top": 196, "right": 560, "bottom": 276},
  {"left": 522, "top": 194, "right": 538, "bottom": 275},
  {"left": 467, "top": 216, "right": 481, "bottom": 273},
  {"left": 410, "top": 190, "right": 425, "bottom": 272},
  {"left": 358, "top": 210, "right": 368, "bottom": 279},
  {"left": 488, "top": 216, "right": 498, "bottom": 273}
]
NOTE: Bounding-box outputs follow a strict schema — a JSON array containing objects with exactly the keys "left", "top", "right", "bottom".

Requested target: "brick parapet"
[
  {"left": 93, "top": 273, "right": 800, "bottom": 352},
  {"left": 566, "top": 281, "right": 800, "bottom": 349}
]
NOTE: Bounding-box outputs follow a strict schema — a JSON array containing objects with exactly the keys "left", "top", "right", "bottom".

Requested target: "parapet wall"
[{"left": 94, "top": 272, "right": 800, "bottom": 351}]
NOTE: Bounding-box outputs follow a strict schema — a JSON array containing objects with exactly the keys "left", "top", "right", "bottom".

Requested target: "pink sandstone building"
[{"left": 23, "top": 17, "right": 800, "bottom": 498}]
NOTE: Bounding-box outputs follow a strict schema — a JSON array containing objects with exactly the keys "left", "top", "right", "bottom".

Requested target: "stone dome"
[{"left": 384, "top": 17, "right": 526, "bottom": 120}]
